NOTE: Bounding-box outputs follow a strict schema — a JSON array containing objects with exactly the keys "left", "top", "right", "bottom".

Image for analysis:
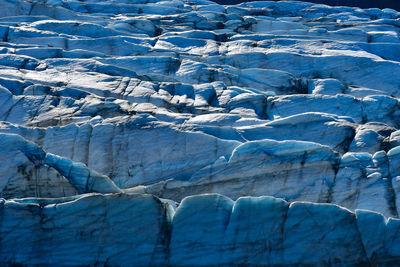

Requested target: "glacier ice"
[
  {"left": 0, "top": 0, "right": 400, "bottom": 265},
  {"left": 3, "top": 193, "right": 400, "bottom": 265}
]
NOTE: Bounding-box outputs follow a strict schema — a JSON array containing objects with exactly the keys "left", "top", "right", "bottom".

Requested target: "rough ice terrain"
[{"left": 1, "top": 0, "right": 400, "bottom": 265}]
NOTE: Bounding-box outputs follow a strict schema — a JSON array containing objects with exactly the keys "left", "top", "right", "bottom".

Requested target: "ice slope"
[
  {"left": 0, "top": 193, "right": 172, "bottom": 266},
  {"left": 1, "top": 0, "right": 400, "bottom": 264},
  {"left": 4, "top": 193, "right": 400, "bottom": 266},
  {"left": 0, "top": 0, "right": 400, "bottom": 216}
]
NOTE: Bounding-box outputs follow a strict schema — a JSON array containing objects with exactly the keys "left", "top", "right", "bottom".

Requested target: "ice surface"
[
  {"left": 4, "top": 193, "right": 400, "bottom": 265},
  {"left": 0, "top": 0, "right": 399, "bottom": 214},
  {"left": 0, "top": 193, "right": 172, "bottom": 266},
  {"left": 0, "top": 0, "right": 400, "bottom": 264}
]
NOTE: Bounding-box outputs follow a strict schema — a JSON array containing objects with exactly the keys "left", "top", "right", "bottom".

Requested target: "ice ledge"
[
  {"left": 2, "top": 192, "right": 400, "bottom": 266},
  {"left": 6, "top": 131, "right": 400, "bottom": 218},
  {"left": 0, "top": 133, "right": 121, "bottom": 194}
]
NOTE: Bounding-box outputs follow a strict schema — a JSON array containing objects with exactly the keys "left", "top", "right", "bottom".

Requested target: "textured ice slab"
[
  {"left": 169, "top": 194, "right": 400, "bottom": 266},
  {"left": 6, "top": 193, "right": 398, "bottom": 266},
  {"left": 2, "top": 128, "right": 400, "bottom": 217},
  {"left": 141, "top": 139, "right": 338, "bottom": 203},
  {"left": 0, "top": 193, "right": 173, "bottom": 266},
  {"left": 0, "top": 132, "right": 121, "bottom": 197}
]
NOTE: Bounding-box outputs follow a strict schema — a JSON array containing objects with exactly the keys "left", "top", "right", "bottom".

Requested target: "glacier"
[
  {"left": 1, "top": 0, "right": 400, "bottom": 265},
  {"left": 3, "top": 193, "right": 400, "bottom": 265}
]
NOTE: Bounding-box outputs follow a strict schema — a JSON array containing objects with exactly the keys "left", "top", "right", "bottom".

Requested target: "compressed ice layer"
[
  {"left": 3, "top": 193, "right": 400, "bottom": 266},
  {"left": 0, "top": 193, "right": 172, "bottom": 266}
]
